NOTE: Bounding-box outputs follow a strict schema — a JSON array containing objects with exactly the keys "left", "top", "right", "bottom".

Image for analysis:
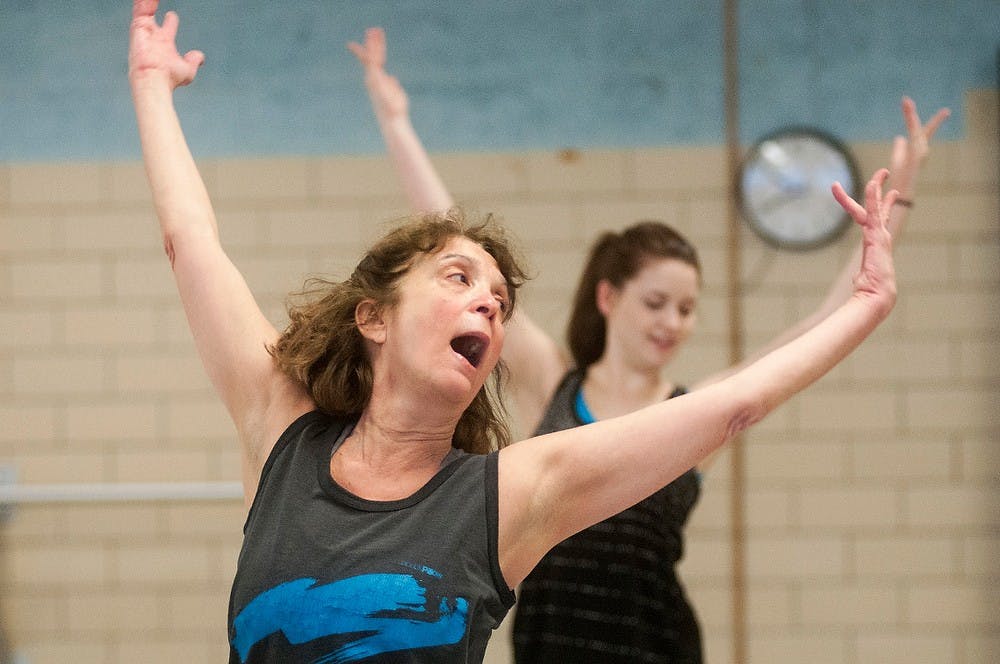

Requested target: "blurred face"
[
  {"left": 599, "top": 257, "right": 699, "bottom": 371},
  {"left": 371, "top": 236, "right": 509, "bottom": 406}
]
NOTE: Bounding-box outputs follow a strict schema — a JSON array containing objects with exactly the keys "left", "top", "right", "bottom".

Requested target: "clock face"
[{"left": 738, "top": 128, "right": 859, "bottom": 250}]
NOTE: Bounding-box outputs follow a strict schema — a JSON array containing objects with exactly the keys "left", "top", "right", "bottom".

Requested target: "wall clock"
[{"left": 738, "top": 127, "right": 860, "bottom": 250}]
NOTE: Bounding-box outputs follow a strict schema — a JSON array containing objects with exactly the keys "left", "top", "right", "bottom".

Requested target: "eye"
[
  {"left": 496, "top": 295, "right": 508, "bottom": 313},
  {"left": 643, "top": 298, "right": 666, "bottom": 311},
  {"left": 447, "top": 272, "right": 470, "bottom": 285}
]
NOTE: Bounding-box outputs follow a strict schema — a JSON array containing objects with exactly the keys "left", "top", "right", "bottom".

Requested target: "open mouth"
[{"left": 450, "top": 333, "right": 488, "bottom": 369}]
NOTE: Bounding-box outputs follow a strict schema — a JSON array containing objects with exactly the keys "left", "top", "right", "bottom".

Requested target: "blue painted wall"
[{"left": 1, "top": 1, "right": 996, "bottom": 161}]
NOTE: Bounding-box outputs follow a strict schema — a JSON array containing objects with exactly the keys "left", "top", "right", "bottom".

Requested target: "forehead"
[
  {"left": 431, "top": 236, "right": 503, "bottom": 274},
  {"left": 627, "top": 257, "right": 700, "bottom": 294}
]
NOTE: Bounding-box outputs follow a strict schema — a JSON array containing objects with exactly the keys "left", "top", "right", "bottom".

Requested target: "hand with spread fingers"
[{"left": 128, "top": 0, "right": 205, "bottom": 88}]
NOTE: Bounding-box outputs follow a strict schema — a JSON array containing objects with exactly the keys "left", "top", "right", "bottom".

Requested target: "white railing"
[{"left": 0, "top": 480, "right": 244, "bottom": 505}]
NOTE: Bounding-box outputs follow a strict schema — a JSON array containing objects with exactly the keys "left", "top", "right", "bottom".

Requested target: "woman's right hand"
[
  {"left": 347, "top": 27, "right": 410, "bottom": 121},
  {"left": 129, "top": 0, "right": 205, "bottom": 89}
]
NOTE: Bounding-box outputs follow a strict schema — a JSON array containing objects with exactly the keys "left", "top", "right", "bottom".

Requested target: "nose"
[
  {"left": 472, "top": 288, "right": 500, "bottom": 319},
  {"left": 659, "top": 306, "right": 682, "bottom": 330}
]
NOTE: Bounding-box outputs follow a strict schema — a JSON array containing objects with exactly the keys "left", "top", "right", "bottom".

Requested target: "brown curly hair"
[{"left": 268, "top": 208, "right": 527, "bottom": 454}]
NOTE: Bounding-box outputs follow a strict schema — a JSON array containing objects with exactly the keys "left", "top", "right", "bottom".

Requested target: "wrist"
[{"left": 129, "top": 69, "right": 176, "bottom": 94}]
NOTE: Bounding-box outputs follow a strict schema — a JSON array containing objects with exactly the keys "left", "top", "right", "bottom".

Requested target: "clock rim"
[{"left": 737, "top": 125, "right": 861, "bottom": 251}]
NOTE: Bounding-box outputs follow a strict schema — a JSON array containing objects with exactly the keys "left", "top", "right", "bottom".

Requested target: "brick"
[
  {"left": 215, "top": 206, "right": 267, "bottom": 249},
  {"left": 9, "top": 259, "right": 104, "bottom": 299},
  {"left": 230, "top": 253, "right": 314, "bottom": 300},
  {"left": 747, "top": 535, "right": 843, "bottom": 578},
  {"left": 115, "top": 542, "right": 214, "bottom": 585},
  {"left": 3, "top": 593, "right": 62, "bottom": 633},
  {"left": 954, "top": 238, "right": 1000, "bottom": 285},
  {"left": 799, "top": 486, "right": 898, "bottom": 528},
  {"left": 166, "top": 398, "right": 235, "bottom": 441},
  {"left": 745, "top": 583, "right": 794, "bottom": 627},
  {"left": 748, "top": 631, "right": 846, "bottom": 664},
  {"left": 7, "top": 543, "right": 107, "bottom": 587},
  {"left": 746, "top": 440, "right": 846, "bottom": 481},
  {"left": 116, "top": 639, "right": 216, "bottom": 664},
  {"left": 677, "top": 533, "right": 730, "bottom": 580},
  {"left": 845, "top": 337, "right": 952, "bottom": 381},
  {"left": 905, "top": 485, "right": 998, "bottom": 527},
  {"left": 893, "top": 239, "right": 953, "bottom": 285},
  {"left": 12, "top": 355, "right": 106, "bottom": 395},
  {"left": 496, "top": 200, "right": 582, "bottom": 244},
  {"left": 0, "top": 211, "right": 57, "bottom": 251},
  {"left": 961, "top": 438, "right": 999, "bottom": 480},
  {"left": 958, "top": 337, "right": 1000, "bottom": 380},
  {"left": 2, "top": 504, "right": 63, "bottom": 538},
  {"left": 209, "top": 157, "right": 313, "bottom": 202},
  {"left": 114, "top": 449, "right": 214, "bottom": 482},
  {"left": 523, "top": 149, "right": 629, "bottom": 195},
  {"left": 435, "top": 151, "right": 529, "bottom": 199},
  {"left": 576, "top": 197, "right": 685, "bottom": 240},
  {"left": 798, "top": 388, "right": 898, "bottom": 431},
  {"left": 63, "top": 209, "right": 161, "bottom": 253},
  {"left": 62, "top": 504, "right": 160, "bottom": 538},
  {"left": 105, "top": 161, "right": 155, "bottom": 205},
  {"left": 0, "top": 404, "right": 58, "bottom": 443},
  {"left": 633, "top": 146, "right": 728, "bottom": 192},
  {"left": 962, "top": 535, "right": 1000, "bottom": 577},
  {"left": 800, "top": 583, "right": 899, "bottom": 624},
  {"left": 856, "top": 632, "right": 957, "bottom": 664},
  {"left": 18, "top": 640, "right": 109, "bottom": 664},
  {"left": 263, "top": 206, "right": 364, "bottom": 249},
  {"left": 66, "top": 590, "right": 162, "bottom": 632},
  {"left": 164, "top": 503, "right": 246, "bottom": 536},
  {"left": 13, "top": 452, "right": 106, "bottom": 484},
  {"left": 852, "top": 439, "right": 952, "bottom": 480},
  {"left": 164, "top": 588, "right": 230, "bottom": 631},
  {"left": 65, "top": 401, "right": 159, "bottom": 442},
  {"left": 64, "top": 304, "right": 159, "bottom": 346},
  {"left": 316, "top": 154, "right": 402, "bottom": 199},
  {"left": 908, "top": 584, "right": 999, "bottom": 625},
  {"left": 905, "top": 388, "right": 999, "bottom": 431},
  {"left": 901, "top": 289, "right": 1000, "bottom": 333},
  {"left": 8, "top": 162, "right": 103, "bottom": 206},
  {"left": 113, "top": 353, "right": 213, "bottom": 394},
  {"left": 112, "top": 255, "right": 177, "bottom": 299},
  {"left": 964, "top": 632, "right": 1000, "bottom": 664}
]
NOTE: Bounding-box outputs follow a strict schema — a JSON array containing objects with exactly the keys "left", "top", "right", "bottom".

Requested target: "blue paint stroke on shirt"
[{"left": 231, "top": 573, "right": 469, "bottom": 663}]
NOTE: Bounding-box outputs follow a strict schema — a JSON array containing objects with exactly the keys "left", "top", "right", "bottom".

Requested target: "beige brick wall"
[{"left": 0, "top": 89, "right": 996, "bottom": 663}]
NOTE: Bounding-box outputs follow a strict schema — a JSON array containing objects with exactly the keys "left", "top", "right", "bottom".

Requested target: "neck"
[{"left": 583, "top": 355, "right": 673, "bottom": 419}]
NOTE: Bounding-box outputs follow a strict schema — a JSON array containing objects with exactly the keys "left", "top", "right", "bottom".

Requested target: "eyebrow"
[{"left": 440, "top": 252, "right": 509, "bottom": 293}]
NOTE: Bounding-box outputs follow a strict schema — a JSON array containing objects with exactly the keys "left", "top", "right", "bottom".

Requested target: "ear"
[
  {"left": 355, "top": 299, "right": 387, "bottom": 344},
  {"left": 595, "top": 279, "right": 619, "bottom": 317}
]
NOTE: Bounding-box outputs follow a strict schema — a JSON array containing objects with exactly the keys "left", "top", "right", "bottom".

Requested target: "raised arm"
[
  {"left": 348, "top": 27, "right": 454, "bottom": 213},
  {"left": 499, "top": 168, "right": 899, "bottom": 586},
  {"left": 693, "top": 97, "right": 949, "bottom": 392},
  {"left": 129, "top": 1, "right": 311, "bottom": 492},
  {"left": 349, "top": 27, "right": 569, "bottom": 435}
]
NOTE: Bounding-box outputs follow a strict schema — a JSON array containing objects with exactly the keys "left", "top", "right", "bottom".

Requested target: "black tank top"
[{"left": 512, "top": 369, "right": 703, "bottom": 663}]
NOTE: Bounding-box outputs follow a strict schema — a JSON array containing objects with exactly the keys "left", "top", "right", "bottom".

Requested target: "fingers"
[
  {"left": 346, "top": 41, "right": 365, "bottom": 61},
  {"left": 833, "top": 168, "right": 892, "bottom": 227},
  {"left": 183, "top": 49, "right": 206, "bottom": 70},
  {"left": 133, "top": 0, "right": 159, "bottom": 21},
  {"left": 831, "top": 181, "right": 865, "bottom": 220},
  {"left": 901, "top": 95, "right": 952, "bottom": 141},
  {"left": 162, "top": 10, "right": 179, "bottom": 41},
  {"left": 348, "top": 27, "right": 387, "bottom": 68},
  {"left": 923, "top": 107, "right": 951, "bottom": 141},
  {"left": 890, "top": 135, "right": 906, "bottom": 171}
]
